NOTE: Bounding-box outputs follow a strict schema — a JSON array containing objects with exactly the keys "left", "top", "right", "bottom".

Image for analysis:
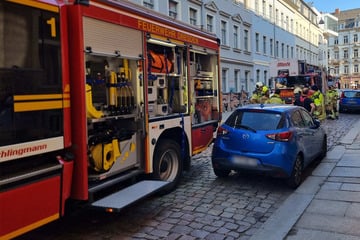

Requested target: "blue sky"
[{"left": 310, "top": 0, "right": 360, "bottom": 13}]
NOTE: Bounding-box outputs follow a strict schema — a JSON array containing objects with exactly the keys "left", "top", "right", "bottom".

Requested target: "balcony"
[{"left": 329, "top": 59, "right": 340, "bottom": 65}]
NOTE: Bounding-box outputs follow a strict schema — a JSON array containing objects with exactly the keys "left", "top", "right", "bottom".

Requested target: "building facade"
[
  {"left": 327, "top": 8, "right": 360, "bottom": 89},
  {"left": 127, "top": 0, "right": 323, "bottom": 95}
]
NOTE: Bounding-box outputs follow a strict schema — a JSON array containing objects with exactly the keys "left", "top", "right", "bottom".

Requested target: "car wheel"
[
  {"left": 152, "top": 139, "right": 182, "bottom": 193},
  {"left": 287, "top": 154, "right": 303, "bottom": 189},
  {"left": 213, "top": 167, "right": 231, "bottom": 178},
  {"left": 319, "top": 136, "right": 327, "bottom": 159},
  {"left": 339, "top": 106, "right": 344, "bottom": 113}
]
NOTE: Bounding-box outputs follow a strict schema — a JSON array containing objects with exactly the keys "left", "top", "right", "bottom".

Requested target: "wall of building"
[{"left": 126, "top": 0, "right": 323, "bottom": 94}]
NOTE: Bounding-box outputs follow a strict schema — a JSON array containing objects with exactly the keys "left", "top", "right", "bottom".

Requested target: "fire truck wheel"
[{"left": 152, "top": 139, "right": 183, "bottom": 193}]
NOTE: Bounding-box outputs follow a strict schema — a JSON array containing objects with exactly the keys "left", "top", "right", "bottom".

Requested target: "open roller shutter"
[{"left": 83, "top": 17, "right": 142, "bottom": 58}]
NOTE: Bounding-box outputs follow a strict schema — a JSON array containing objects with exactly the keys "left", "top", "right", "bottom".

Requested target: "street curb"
[{"left": 250, "top": 119, "right": 360, "bottom": 240}]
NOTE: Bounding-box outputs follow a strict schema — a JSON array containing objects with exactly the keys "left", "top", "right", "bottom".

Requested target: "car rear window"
[
  {"left": 225, "top": 110, "right": 286, "bottom": 131},
  {"left": 343, "top": 91, "right": 360, "bottom": 98}
]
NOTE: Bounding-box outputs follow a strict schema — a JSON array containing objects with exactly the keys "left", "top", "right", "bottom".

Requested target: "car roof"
[
  {"left": 235, "top": 104, "right": 300, "bottom": 113},
  {"left": 341, "top": 89, "right": 360, "bottom": 92}
]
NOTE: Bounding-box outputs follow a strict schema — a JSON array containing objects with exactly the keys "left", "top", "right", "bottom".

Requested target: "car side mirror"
[{"left": 311, "top": 119, "right": 320, "bottom": 129}]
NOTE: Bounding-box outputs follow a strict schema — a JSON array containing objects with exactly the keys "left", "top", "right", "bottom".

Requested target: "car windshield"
[
  {"left": 343, "top": 91, "right": 360, "bottom": 98},
  {"left": 225, "top": 110, "right": 286, "bottom": 131}
]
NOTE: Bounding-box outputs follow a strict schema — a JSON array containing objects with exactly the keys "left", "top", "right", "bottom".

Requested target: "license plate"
[{"left": 232, "top": 156, "right": 258, "bottom": 167}]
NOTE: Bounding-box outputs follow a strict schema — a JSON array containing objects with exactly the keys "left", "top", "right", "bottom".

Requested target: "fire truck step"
[{"left": 91, "top": 180, "right": 169, "bottom": 211}]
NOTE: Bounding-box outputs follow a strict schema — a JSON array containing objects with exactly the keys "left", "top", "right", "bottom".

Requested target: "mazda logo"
[{"left": 242, "top": 133, "right": 250, "bottom": 140}]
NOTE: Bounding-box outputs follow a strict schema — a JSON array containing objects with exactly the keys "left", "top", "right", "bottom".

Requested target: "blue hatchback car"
[
  {"left": 339, "top": 89, "right": 360, "bottom": 113},
  {"left": 212, "top": 104, "right": 327, "bottom": 188}
]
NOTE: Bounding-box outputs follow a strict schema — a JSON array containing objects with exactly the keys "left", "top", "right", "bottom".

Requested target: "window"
[
  {"left": 169, "top": 1, "right": 178, "bottom": 19},
  {"left": 334, "top": 38, "right": 338, "bottom": 45},
  {"left": 233, "top": 25, "right": 239, "bottom": 49},
  {"left": 299, "top": 110, "right": 316, "bottom": 128},
  {"left": 335, "top": 51, "right": 339, "bottom": 59},
  {"left": 255, "top": 33, "right": 259, "bottom": 52},
  {"left": 344, "top": 35, "right": 348, "bottom": 44},
  {"left": 143, "top": 0, "right": 154, "bottom": 9},
  {"left": 291, "top": 46, "right": 294, "bottom": 58},
  {"left": 0, "top": 2, "right": 63, "bottom": 146},
  {"left": 226, "top": 111, "right": 284, "bottom": 131},
  {"left": 263, "top": 36, "right": 266, "bottom": 54},
  {"left": 344, "top": 65, "right": 349, "bottom": 74},
  {"left": 255, "top": 0, "right": 259, "bottom": 14},
  {"left": 286, "top": 16, "right": 289, "bottom": 30},
  {"left": 275, "top": 41, "right": 279, "bottom": 57},
  {"left": 344, "top": 49, "right": 349, "bottom": 59},
  {"left": 244, "top": 29, "right": 249, "bottom": 51},
  {"left": 355, "top": 49, "right": 359, "bottom": 58},
  {"left": 189, "top": 8, "right": 197, "bottom": 26},
  {"left": 281, "top": 43, "right": 284, "bottom": 58},
  {"left": 275, "top": 9, "right": 279, "bottom": 25},
  {"left": 221, "top": 21, "right": 227, "bottom": 46},
  {"left": 222, "top": 69, "right": 228, "bottom": 92},
  {"left": 245, "top": 71, "right": 250, "bottom": 90},
  {"left": 354, "top": 34, "right": 358, "bottom": 43},
  {"left": 264, "top": 70, "right": 267, "bottom": 83},
  {"left": 355, "top": 64, "right": 359, "bottom": 73},
  {"left": 234, "top": 70, "right": 240, "bottom": 91},
  {"left": 291, "top": 111, "right": 305, "bottom": 128},
  {"left": 269, "top": 5, "right": 272, "bottom": 19},
  {"left": 262, "top": 0, "right": 266, "bottom": 16},
  {"left": 287, "top": 45, "right": 289, "bottom": 58},
  {"left": 256, "top": 69, "right": 260, "bottom": 82},
  {"left": 270, "top": 38, "right": 273, "bottom": 56},
  {"left": 207, "top": 15, "right": 213, "bottom": 32}
]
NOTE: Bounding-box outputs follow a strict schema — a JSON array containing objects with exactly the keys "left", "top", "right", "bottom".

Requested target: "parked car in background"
[
  {"left": 211, "top": 104, "right": 327, "bottom": 188},
  {"left": 339, "top": 89, "right": 360, "bottom": 113}
]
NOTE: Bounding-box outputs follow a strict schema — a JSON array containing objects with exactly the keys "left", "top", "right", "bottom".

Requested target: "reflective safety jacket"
[
  {"left": 266, "top": 94, "right": 284, "bottom": 104},
  {"left": 311, "top": 90, "right": 324, "bottom": 107},
  {"left": 325, "top": 89, "right": 338, "bottom": 104}
]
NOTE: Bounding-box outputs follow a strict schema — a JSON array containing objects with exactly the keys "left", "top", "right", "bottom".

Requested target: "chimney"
[{"left": 335, "top": 8, "right": 340, "bottom": 15}]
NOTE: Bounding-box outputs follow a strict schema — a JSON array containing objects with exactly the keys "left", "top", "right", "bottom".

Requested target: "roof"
[{"left": 236, "top": 104, "right": 299, "bottom": 112}]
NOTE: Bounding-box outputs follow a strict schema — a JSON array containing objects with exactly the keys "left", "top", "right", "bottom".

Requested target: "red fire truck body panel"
[{"left": 0, "top": 174, "right": 61, "bottom": 239}]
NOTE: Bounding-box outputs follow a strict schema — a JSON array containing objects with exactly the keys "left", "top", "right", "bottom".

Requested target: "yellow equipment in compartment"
[
  {"left": 86, "top": 84, "right": 104, "bottom": 119},
  {"left": 90, "top": 139, "right": 121, "bottom": 172}
]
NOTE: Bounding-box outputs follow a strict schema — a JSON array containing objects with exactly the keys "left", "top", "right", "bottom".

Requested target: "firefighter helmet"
[{"left": 256, "top": 82, "right": 263, "bottom": 88}]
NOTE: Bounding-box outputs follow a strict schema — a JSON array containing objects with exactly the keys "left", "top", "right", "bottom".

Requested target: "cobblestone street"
[{"left": 17, "top": 113, "right": 360, "bottom": 240}]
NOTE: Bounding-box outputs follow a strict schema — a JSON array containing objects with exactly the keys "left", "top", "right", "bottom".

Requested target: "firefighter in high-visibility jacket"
[
  {"left": 325, "top": 85, "right": 339, "bottom": 120},
  {"left": 250, "top": 82, "right": 264, "bottom": 103},
  {"left": 266, "top": 88, "right": 285, "bottom": 104},
  {"left": 310, "top": 85, "right": 326, "bottom": 120}
]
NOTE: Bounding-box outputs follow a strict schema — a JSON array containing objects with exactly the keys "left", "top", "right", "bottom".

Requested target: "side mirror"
[{"left": 311, "top": 119, "right": 320, "bottom": 129}]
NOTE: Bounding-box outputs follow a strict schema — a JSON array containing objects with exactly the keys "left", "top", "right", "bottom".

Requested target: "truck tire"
[{"left": 152, "top": 139, "right": 183, "bottom": 193}]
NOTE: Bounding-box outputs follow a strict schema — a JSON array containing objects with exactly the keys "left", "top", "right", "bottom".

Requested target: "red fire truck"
[
  {"left": 0, "top": 0, "right": 221, "bottom": 238},
  {"left": 270, "top": 59, "right": 323, "bottom": 103}
]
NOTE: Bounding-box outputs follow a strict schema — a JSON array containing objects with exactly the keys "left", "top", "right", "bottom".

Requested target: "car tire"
[
  {"left": 339, "top": 105, "right": 344, "bottom": 113},
  {"left": 319, "top": 136, "right": 327, "bottom": 159},
  {"left": 287, "top": 154, "right": 303, "bottom": 189},
  {"left": 152, "top": 139, "right": 182, "bottom": 194},
  {"left": 213, "top": 167, "right": 231, "bottom": 178}
]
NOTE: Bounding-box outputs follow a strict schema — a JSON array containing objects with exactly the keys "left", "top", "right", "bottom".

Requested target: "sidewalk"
[{"left": 250, "top": 119, "right": 360, "bottom": 240}]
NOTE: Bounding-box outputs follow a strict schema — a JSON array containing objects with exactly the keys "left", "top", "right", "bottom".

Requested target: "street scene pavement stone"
[{"left": 16, "top": 113, "right": 360, "bottom": 240}]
